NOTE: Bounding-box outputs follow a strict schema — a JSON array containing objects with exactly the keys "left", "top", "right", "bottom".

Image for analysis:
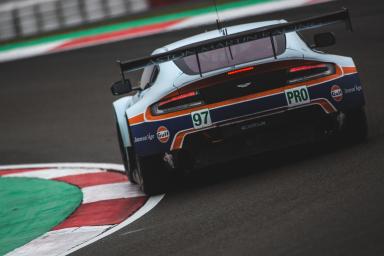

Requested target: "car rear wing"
[{"left": 117, "top": 8, "right": 352, "bottom": 77}]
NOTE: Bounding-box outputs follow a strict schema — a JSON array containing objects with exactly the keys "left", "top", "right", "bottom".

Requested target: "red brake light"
[
  {"left": 228, "top": 67, "right": 254, "bottom": 75},
  {"left": 152, "top": 91, "right": 204, "bottom": 115},
  {"left": 158, "top": 91, "right": 197, "bottom": 107},
  {"left": 287, "top": 63, "right": 335, "bottom": 84},
  {"left": 289, "top": 64, "right": 327, "bottom": 73}
]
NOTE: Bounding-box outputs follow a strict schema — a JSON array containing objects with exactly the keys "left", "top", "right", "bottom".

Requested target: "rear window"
[{"left": 174, "top": 35, "right": 286, "bottom": 75}]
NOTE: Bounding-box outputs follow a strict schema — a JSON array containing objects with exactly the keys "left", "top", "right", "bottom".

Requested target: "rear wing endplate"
[{"left": 117, "top": 8, "right": 352, "bottom": 75}]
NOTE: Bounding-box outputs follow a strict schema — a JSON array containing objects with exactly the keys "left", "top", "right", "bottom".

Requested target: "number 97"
[
  {"left": 191, "top": 109, "right": 212, "bottom": 129},
  {"left": 192, "top": 113, "right": 203, "bottom": 127}
]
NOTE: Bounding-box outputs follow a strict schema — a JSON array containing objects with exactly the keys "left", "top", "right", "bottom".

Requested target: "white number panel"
[
  {"left": 191, "top": 109, "right": 212, "bottom": 129},
  {"left": 285, "top": 86, "right": 311, "bottom": 107}
]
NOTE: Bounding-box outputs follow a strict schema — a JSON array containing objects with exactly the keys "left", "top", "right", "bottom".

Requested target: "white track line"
[
  {"left": 3, "top": 168, "right": 105, "bottom": 179},
  {"left": 60, "top": 194, "right": 164, "bottom": 256},
  {"left": 82, "top": 182, "right": 145, "bottom": 204},
  {"left": 6, "top": 226, "right": 111, "bottom": 256},
  {"left": 0, "top": 162, "right": 125, "bottom": 171},
  {"left": 0, "top": 41, "right": 67, "bottom": 63}
]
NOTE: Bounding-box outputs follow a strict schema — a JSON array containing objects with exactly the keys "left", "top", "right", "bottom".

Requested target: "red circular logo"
[
  {"left": 157, "top": 126, "right": 170, "bottom": 144},
  {"left": 331, "top": 85, "right": 343, "bottom": 102}
]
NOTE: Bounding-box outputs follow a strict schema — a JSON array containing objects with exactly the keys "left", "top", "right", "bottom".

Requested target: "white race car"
[{"left": 111, "top": 9, "right": 367, "bottom": 195}]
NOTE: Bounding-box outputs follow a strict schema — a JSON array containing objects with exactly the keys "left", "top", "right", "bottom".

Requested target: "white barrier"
[{"left": 0, "top": 0, "right": 149, "bottom": 41}]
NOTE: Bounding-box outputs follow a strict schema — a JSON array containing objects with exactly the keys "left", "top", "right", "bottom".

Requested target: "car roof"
[{"left": 153, "top": 20, "right": 286, "bottom": 54}]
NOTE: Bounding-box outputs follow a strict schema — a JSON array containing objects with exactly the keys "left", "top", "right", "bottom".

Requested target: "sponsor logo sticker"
[
  {"left": 241, "top": 121, "right": 267, "bottom": 131},
  {"left": 285, "top": 86, "right": 310, "bottom": 107},
  {"left": 331, "top": 85, "right": 343, "bottom": 102},
  {"left": 344, "top": 84, "right": 363, "bottom": 94},
  {"left": 157, "top": 126, "right": 170, "bottom": 143},
  {"left": 134, "top": 134, "right": 155, "bottom": 143}
]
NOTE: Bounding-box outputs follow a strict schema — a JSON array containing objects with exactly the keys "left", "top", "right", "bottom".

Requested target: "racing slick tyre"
[
  {"left": 341, "top": 107, "right": 368, "bottom": 142},
  {"left": 116, "top": 123, "right": 137, "bottom": 184},
  {"left": 134, "top": 154, "right": 170, "bottom": 195}
]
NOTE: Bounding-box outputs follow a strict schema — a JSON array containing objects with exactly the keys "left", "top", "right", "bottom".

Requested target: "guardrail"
[{"left": 0, "top": 0, "right": 149, "bottom": 41}]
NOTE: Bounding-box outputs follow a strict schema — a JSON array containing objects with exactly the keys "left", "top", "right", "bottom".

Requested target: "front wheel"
[{"left": 133, "top": 154, "right": 170, "bottom": 195}]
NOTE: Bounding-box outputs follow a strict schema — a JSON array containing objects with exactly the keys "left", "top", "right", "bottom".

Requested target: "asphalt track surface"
[{"left": 1, "top": 0, "right": 384, "bottom": 255}]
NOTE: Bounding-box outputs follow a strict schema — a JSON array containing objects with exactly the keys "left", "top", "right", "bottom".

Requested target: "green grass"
[{"left": 0, "top": 177, "right": 82, "bottom": 255}]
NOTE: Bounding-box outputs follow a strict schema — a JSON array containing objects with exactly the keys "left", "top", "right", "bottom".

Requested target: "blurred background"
[
  {"left": 0, "top": 0, "right": 227, "bottom": 42},
  {"left": 2, "top": 0, "right": 384, "bottom": 255}
]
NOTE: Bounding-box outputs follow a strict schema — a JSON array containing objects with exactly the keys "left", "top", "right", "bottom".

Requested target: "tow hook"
[
  {"left": 337, "top": 111, "right": 346, "bottom": 131},
  {"left": 163, "top": 152, "right": 175, "bottom": 169}
]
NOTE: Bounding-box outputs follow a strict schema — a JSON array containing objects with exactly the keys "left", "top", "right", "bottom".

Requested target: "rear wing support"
[
  {"left": 195, "top": 52, "right": 203, "bottom": 77},
  {"left": 270, "top": 34, "right": 277, "bottom": 59}
]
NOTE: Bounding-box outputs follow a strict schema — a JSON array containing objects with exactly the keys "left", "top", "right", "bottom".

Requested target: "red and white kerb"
[{"left": 0, "top": 163, "right": 163, "bottom": 256}]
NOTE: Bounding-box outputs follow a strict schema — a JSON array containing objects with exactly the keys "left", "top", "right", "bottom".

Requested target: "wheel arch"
[{"left": 113, "top": 97, "right": 133, "bottom": 148}]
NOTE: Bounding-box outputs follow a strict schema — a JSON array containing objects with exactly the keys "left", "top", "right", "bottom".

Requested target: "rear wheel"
[
  {"left": 340, "top": 107, "right": 368, "bottom": 142},
  {"left": 134, "top": 154, "right": 170, "bottom": 195}
]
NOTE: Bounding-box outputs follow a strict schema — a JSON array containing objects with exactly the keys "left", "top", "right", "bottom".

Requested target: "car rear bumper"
[
  {"left": 171, "top": 105, "right": 338, "bottom": 169},
  {"left": 129, "top": 71, "right": 365, "bottom": 159}
]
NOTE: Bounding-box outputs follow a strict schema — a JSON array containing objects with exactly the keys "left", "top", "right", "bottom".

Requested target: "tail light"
[
  {"left": 151, "top": 91, "right": 204, "bottom": 115},
  {"left": 228, "top": 67, "right": 255, "bottom": 75},
  {"left": 287, "top": 63, "right": 335, "bottom": 84}
]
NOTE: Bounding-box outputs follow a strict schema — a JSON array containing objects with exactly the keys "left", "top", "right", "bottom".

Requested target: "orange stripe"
[
  {"left": 132, "top": 65, "right": 348, "bottom": 126},
  {"left": 145, "top": 87, "right": 285, "bottom": 121},
  {"left": 172, "top": 130, "right": 193, "bottom": 150},
  {"left": 145, "top": 65, "right": 343, "bottom": 121},
  {"left": 342, "top": 66, "right": 357, "bottom": 74},
  {"left": 128, "top": 114, "right": 144, "bottom": 125},
  {"left": 312, "top": 99, "right": 336, "bottom": 113}
]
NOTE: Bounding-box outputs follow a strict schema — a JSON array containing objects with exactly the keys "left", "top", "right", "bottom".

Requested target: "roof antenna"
[
  {"left": 213, "top": 0, "right": 226, "bottom": 36},
  {"left": 212, "top": 0, "right": 233, "bottom": 61}
]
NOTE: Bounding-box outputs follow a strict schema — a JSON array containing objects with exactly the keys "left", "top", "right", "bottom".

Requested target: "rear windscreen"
[{"left": 174, "top": 35, "right": 286, "bottom": 75}]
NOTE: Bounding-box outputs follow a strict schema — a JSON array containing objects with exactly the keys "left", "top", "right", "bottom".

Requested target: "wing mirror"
[
  {"left": 312, "top": 32, "right": 336, "bottom": 48},
  {"left": 111, "top": 79, "right": 133, "bottom": 96}
]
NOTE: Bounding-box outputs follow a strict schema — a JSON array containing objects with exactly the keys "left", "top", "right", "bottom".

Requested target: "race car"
[{"left": 111, "top": 9, "right": 367, "bottom": 195}]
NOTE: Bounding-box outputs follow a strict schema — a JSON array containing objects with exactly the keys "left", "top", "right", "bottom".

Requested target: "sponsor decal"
[
  {"left": 344, "top": 84, "right": 363, "bottom": 94},
  {"left": 241, "top": 121, "right": 267, "bottom": 130},
  {"left": 331, "top": 85, "right": 343, "bottom": 102},
  {"left": 285, "top": 86, "right": 310, "bottom": 107},
  {"left": 157, "top": 126, "right": 170, "bottom": 143},
  {"left": 134, "top": 133, "right": 155, "bottom": 143}
]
